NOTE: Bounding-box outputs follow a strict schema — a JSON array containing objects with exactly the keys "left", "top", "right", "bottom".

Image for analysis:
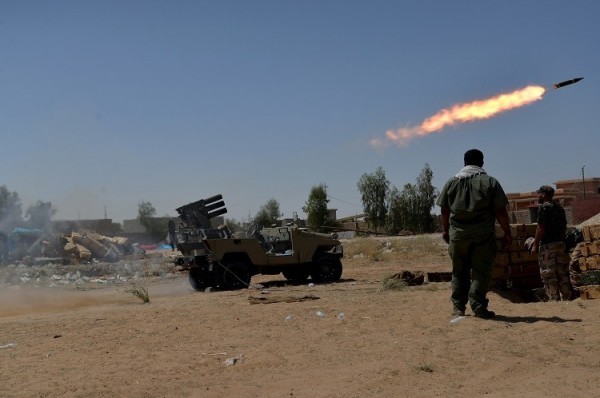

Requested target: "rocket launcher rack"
[{"left": 175, "top": 194, "right": 228, "bottom": 229}]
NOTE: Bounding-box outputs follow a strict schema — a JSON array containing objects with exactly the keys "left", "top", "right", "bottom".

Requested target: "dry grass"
[
  {"left": 380, "top": 274, "right": 409, "bottom": 291},
  {"left": 418, "top": 363, "right": 434, "bottom": 373},
  {"left": 127, "top": 282, "right": 150, "bottom": 303},
  {"left": 386, "top": 236, "right": 447, "bottom": 260},
  {"left": 343, "top": 237, "right": 386, "bottom": 261},
  {"left": 342, "top": 235, "right": 448, "bottom": 263}
]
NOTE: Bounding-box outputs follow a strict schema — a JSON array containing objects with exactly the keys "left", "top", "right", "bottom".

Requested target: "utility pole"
[{"left": 582, "top": 165, "right": 586, "bottom": 199}]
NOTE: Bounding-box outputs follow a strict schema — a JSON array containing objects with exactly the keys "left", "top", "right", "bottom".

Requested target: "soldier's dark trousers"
[{"left": 448, "top": 232, "right": 496, "bottom": 313}]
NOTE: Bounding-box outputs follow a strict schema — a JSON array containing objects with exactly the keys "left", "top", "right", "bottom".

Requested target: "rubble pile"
[
  {"left": 15, "top": 229, "right": 144, "bottom": 266},
  {"left": 0, "top": 255, "right": 181, "bottom": 289},
  {"left": 0, "top": 228, "right": 189, "bottom": 289},
  {"left": 60, "top": 230, "right": 138, "bottom": 263},
  {"left": 572, "top": 224, "right": 600, "bottom": 299}
]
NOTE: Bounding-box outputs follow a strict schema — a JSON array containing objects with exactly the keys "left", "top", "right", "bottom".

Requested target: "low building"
[
  {"left": 51, "top": 219, "right": 120, "bottom": 235},
  {"left": 122, "top": 217, "right": 172, "bottom": 244},
  {"left": 507, "top": 177, "right": 600, "bottom": 225}
]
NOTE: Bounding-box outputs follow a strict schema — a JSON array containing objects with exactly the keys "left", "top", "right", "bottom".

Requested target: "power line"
[{"left": 328, "top": 194, "right": 362, "bottom": 207}]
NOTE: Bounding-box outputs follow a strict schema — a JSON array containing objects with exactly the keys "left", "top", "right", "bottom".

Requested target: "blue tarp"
[
  {"left": 7, "top": 227, "right": 45, "bottom": 253},
  {"left": 10, "top": 227, "right": 44, "bottom": 237}
]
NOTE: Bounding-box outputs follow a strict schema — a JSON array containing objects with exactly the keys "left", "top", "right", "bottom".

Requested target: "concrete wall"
[
  {"left": 510, "top": 210, "right": 532, "bottom": 224},
  {"left": 51, "top": 219, "right": 117, "bottom": 235},
  {"left": 572, "top": 198, "right": 600, "bottom": 224},
  {"left": 509, "top": 205, "right": 576, "bottom": 226}
]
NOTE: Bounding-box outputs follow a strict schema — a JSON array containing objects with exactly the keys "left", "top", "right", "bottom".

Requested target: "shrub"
[{"left": 127, "top": 283, "right": 150, "bottom": 303}]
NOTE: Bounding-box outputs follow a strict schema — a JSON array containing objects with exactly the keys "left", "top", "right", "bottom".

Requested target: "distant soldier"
[
  {"left": 531, "top": 185, "right": 573, "bottom": 300},
  {"left": 0, "top": 232, "right": 7, "bottom": 264},
  {"left": 168, "top": 219, "right": 178, "bottom": 251}
]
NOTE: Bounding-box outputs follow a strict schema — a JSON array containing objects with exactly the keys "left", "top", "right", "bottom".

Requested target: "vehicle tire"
[
  {"left": 246, "top": 224, "right": 259, "bottom": 238},
  {"left": 219, "top": 262, "right": 251, "bottom": 290},
  {"left": 188, "top": 268, "right": 205, "bottom": 291},
  {"left": 282, "top": 268, "right": 310, "bottom": 282},
  {"left": 311, "top": 257, "right": 343, "bottom": 283}
]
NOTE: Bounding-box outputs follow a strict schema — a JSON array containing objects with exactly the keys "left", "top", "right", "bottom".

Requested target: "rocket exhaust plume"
[{"left": 371, "top": 85, "right": 546, "bottom": 148}]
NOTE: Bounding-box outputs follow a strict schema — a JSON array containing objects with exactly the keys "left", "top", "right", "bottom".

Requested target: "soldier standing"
[
  {"left": 531, "top": 185, "right": 573, "bottom": 300},
  {"left": 437, "top": 149, "right": 512, "bottom": 319}
]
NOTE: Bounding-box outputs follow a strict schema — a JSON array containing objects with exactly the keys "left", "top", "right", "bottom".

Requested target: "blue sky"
[{"left": 2, "top": 1, "right": 598, "bottom": 223}]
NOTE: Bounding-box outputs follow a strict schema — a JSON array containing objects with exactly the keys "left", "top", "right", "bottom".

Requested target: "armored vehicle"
[{"left": 172, "top": 195, "right": 343, "bottom": 291}]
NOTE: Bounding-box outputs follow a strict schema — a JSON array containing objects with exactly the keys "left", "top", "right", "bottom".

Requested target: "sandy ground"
[{"left": 2, "top": 235, "right": 600, "bottom": 398}]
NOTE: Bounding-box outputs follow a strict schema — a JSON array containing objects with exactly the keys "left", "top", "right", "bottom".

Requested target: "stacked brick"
[
  {"left": 492, "top": 224, "right": 542, "bottom": 290},
  {"left": 574, "top": 224, "right": 600, "bottom": 299}
]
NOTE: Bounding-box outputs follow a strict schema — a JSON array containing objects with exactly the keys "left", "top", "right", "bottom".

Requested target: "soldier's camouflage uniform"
[
  {"left": 568, "top": 242, "right": 583, "bottom": 288},
  {"left": 537, "top": 201, "right": 572, "bottom": 300},
  {"left": 539, "top": 241, "right": 572, "bottom": 300}
]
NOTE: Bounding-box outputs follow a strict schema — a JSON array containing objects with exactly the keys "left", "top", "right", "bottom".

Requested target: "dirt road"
[{"left": 2, "top": 237, "right": 599, "bottom": 397}]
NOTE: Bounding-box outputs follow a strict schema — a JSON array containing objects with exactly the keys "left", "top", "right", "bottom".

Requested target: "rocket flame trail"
[{"left": 371, "top": 85, "right": 546, "bottom": 148}]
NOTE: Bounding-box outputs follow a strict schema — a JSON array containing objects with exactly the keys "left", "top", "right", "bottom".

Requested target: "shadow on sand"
[
  {"left": 257, "top": 278, "right": 356, "bottom": 289},
  {"left": 492, "top": 314, "right": 582, "bottom": 324}
]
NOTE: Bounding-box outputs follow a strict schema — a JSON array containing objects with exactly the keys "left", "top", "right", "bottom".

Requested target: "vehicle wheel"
[
  {"left": 282, "top": 268, "right": 310, "bottom": 282},
  {"left": 311, "top": 257, "right": 342, "bottom": 283},
  {"left": 219, "top": 262, "right": 251, "bottom": 290},
  {"left": 246, "top": 223, "right": 259, "bottom": 238},
  {"left": 188, "top": 268, "right": 205, "bottom": 291}
]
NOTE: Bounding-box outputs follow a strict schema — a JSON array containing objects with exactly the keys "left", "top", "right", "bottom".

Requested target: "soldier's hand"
[{"left": 442, "top": 231, "right": 449, "bottom": 244}]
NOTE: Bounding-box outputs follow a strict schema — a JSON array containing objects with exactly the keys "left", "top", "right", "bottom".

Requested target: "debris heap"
[{"left": 24, "top": 230, "right": 142, "bottom": 265}]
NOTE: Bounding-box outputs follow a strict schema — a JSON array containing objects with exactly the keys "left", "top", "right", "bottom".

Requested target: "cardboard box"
[
  {"left": 583, "top": 225, "right": 600, "bottom": 242},
  {"left": 589, "top": 242, "right": 600, "bottom": 256},
  {"left": 514, "top": 224, "right": 537, "bottom": 238},
  {"left": 578, "top": 285, "right": 600, "bottom": 300},
  {"left": 63, "top": 242, "right": 78, "bottom": 254},
  {"left": 510, "top": 250, "right": 538, "bottom": 264},
  {"left": 592, "top": 226, "right": 600, "bottom": 240},
  {"left": 495, "top": 252, "right": 510, "bottom": 266},
  {"left": 585, "top": 256, "right": 600, "bottom": 271},
  {"left": 507, "top": 263, "right": 542, "bottom": 290},
  {"left": 510, "top": 238, "right": 530, "bottom": 251},
  {"left": 492, "top": 264, "right": 507, "bottom": 280},
  {"left": 580, "top": 243, "right": 591, "bottom": 257},
  {"left": 578, "top": 242, "right": 600, "bottom": 258}
]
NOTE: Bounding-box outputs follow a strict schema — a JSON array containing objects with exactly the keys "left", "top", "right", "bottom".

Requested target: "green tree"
[
  {"left": 138, "top": 200, "right": 156, "bottom": 221},
  {"left": 303, "top": 184, "right": 331, "bottom": 232},
  {"left": 254, "top": 198, "right": 282, "bottom": 228},
  {"left": 0, "top": 186, "right": 23, "bottom": 231},
  {"left": 224, "top": 218, "right": 243, "bottom": 233},
  {"left": 386, "top": 186, "right": 403, "bottom": 234},
  {"left": 137, "top": 201, "right": 168, "bottom": 242},
  {"left": 107, "top": 222, "right": 123, "bottom": 235},
  {"left": 398, "top": 183, "right": 419, "bottom": 232},
  {"left": 357, "top": 167, "right": 389, "bottom": 230},
  {"left": 393, "top": 164, "right": 438, "bottom": 233},
  {"left": 25, "top": 201, "right": 56, "bottom": 230},
  {"left": 414, "top": 163, "right": 438, "bottom": 232}
]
